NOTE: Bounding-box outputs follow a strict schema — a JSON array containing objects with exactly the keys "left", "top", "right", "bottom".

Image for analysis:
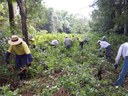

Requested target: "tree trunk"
[
  {"left": 16, "top": 0, "right": 28, "bottom": 45},
  {"left": 124, "top": 24, "right": 128, "bottom": 36},
  {"left": 124, "top": 0, "right": 128, "bottom": 36},
  {"left": 7, "top": 0, "right": 15, "bottom": 34}
]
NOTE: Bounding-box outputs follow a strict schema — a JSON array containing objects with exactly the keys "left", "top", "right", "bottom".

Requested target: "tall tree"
[
  {"left": 25, "top": 0, "right": 48, "bottom": 31},
  {"left": 124, "top": 0, "right": 128, "bottom": 36},
  {"left": 16, "top": 0, "right": 28, "bottom": 44},
  {"left": 91, "top": 0, "right": 128, "bottom": 36},
  {"left": 7, "top": 0, "right": 15, "bottom": 34}
]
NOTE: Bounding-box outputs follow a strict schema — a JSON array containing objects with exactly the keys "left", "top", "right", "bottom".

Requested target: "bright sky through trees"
[{"left": 43, "top": 0, "right": 95, "bottom": 19}]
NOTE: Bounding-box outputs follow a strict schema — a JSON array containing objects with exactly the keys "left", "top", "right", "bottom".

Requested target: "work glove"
[{"left": 114, "top": 64, "right": 118, "bottom": 69}]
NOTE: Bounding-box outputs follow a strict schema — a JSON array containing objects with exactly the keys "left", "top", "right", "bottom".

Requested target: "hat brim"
[
  {"left": 8, "top": 38, "right": 23, "bottom": 45},
  {"left": 97, "top": 40, "right": 101, "bottom": 44}
]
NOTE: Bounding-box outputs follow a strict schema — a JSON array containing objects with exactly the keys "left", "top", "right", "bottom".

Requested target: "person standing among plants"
[
  {"left": 97, "top": 40, "right": 111, "bottom": 59},
  {"left": 79, "top": 36, "right": 89, "bottom": 49},
  {"left": 5, "top": 35, "right": 32, "bottom": 80},
  {"left": 71, "top": 35, "right": 77, "bottom": 46},
  {"left": 114, "top": 42, "right": 128, "bottom": 88},
  {"left": 29, "top": 35, "right": 36, "bottom": 48},
  {"left": 64, "top": 36, "right": 72, "bottom": 49}
]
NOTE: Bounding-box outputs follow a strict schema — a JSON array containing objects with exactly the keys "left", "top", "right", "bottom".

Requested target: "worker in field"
[
  {"left": 71, "top": 35, "right": 76, "bottom": 42},
  {"left": 29, "top": 35, "right": 36, "bottom": 48},
  {"left": 97, "top": 40, "right": 111, "bottom": 59},
  {"left": 102, "top": 36, "right": 108, "bottom": 42},
  {"left": 114, "top": 42, "right": 128, "bottom": 88},
  {"left": 64, "top": 36, "right": 72, "bottom": 49},
  {"left": 50, "top": 39, "right": 59, "bottom": 47},
  {"left": 5, "top": 35, "right": 32, "bottom": 80},
  {"left": 79, "top": 36, "right": 89, "bottom": 49},
  {"left": 71, "top": 35, "right": 80, "bottom": 47},
  {"left": 71, "top": 35, "right": 76, "bottom": 46}
]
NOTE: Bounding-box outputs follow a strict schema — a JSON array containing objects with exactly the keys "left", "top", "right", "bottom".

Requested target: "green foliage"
[
  {"left": 90, "top": 0, "right": 128, "bottom": 34},
  {"left": 0, "top": 85, "right": 19, "bottom": 95},
  {"left": 33, "top": 33, "right": 128, "bottom": 95},
  {"left": 26, "top": 0, "right": 48, "bottom": 28},
  {"left": 1, "top": 0, "right": 128, "bottom": 95},
  {"left": 1, "top": 32, "right": 128, "bottom": 95},
  {"left": 0, "top": 4, "right": 3, "bottom": 11},
  {"left": 45, "top": 8, "right": 90, "bottom": 33}
]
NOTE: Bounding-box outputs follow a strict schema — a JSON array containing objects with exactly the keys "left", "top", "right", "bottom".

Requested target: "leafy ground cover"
[{"left": 0, "top": 32, "right": 128, "bottom": 95}]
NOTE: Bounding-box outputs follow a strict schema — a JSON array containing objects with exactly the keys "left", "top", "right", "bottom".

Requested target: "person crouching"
[
  {"left": 97, "top": 40, "right": 111, "bottom": 60},
  {"left": 5, "top": 35, "right": 32, "bottom": 80}
]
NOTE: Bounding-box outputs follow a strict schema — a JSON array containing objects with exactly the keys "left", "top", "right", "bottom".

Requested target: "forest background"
[{"left": 0, "top": 0, "right": 128, "bottom": 95}]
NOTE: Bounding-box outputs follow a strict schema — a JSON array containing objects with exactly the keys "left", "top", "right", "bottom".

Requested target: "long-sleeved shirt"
[
  {"left": 115, "top": 42, "right": 128, "bottom": 64},
  {"left": 99, "top": 41, "right": 110, "bottom": 50}
]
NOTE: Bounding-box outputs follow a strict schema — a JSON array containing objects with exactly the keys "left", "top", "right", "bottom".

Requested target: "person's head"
[
  {"left": 97, "top": 40, "right": 101, "bottom": 44},
  {"left": 102, "top": 36, "right": 107, "bottom": 41},
  {"left": 8, "top": 35, "right": 23, "bottom": 46},
  {"left": 96, "top": 40, "right": 101, "bottom": 48}
]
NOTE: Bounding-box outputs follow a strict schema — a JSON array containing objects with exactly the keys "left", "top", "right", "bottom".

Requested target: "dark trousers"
[
  {"left": 106, "top": 45, "right": 111, "bottom": 59},
  {"left": 15, "top": 54, "right": 28, "bottom": 80},
  {"left": 66, "top": 45, "right": 71, "bottom": 49},
  {"left": 79, "top": 41, "right": 84, "bottom": 49},
  {"left": 15, "top": 54, "right": 28, "bottom": 69}
]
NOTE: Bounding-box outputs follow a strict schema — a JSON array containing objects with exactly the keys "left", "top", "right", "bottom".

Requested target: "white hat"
[
  {"left": 8, "top": 35, "right": 23, "bottom": 45},
  {"left": 97, "top": 40, "right": 101, "bottom": 43}
]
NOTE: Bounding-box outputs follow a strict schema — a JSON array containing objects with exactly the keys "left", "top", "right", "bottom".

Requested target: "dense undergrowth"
[{"left": 0, "top": 32, "right": 128, "bottom": 95}]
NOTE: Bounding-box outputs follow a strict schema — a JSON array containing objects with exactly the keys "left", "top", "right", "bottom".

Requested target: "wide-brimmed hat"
[{"left": 8, "top": 35, "right": 23, "bottom": 45}]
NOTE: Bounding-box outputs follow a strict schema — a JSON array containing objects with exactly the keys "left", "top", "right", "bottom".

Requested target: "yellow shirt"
[
  {"left": 7, "top": 41, "right": 31, "bottom": 55},
  {"left": 30, "top": 38, "right": 36, "bottom": 45}
]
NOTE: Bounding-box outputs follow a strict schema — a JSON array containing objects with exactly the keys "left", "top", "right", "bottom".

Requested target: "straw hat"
[{"left": 8, "top": 35, "right": 23, "bottom": 45}]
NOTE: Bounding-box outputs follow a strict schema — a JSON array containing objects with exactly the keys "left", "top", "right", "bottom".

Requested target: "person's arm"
[
  {"left": 64, "top": 39, "right": 66, "bottom": 45},
  {"left": 98, "top": 43, "right": 103, "bottom": 51},
  {"left": 23, "top": 42, "right": 31, "bottom": 54},
  {"left": 27, "top": 54, "right": 32, "bottom": 63},
  {"left": 23, "top": 42, "right": 32, "bottom": 63},
  {"left": 5, "top": 45, "right": 13, "bottom": 64},
  {"left": 114, "top": 45, "right": 122, "bottom": 69},
  {"left": 98, "top": 47, "right": 103, "bottom": 51}
]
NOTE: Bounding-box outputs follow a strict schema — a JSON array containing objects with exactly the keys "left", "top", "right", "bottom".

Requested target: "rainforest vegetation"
[{"left": 0, "top": 0, "right": 128, "bottom": 95}]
